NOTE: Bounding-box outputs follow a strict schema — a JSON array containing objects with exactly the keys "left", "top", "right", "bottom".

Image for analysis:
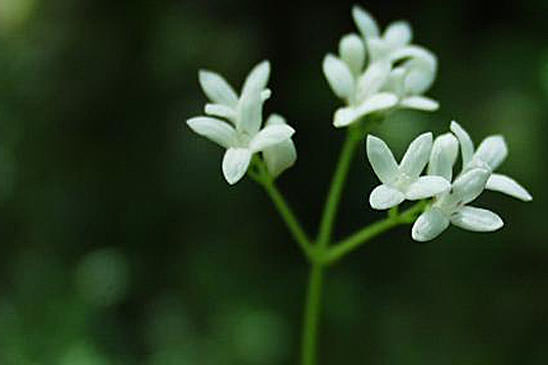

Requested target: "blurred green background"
[{"left": 0, "top": 0, "right": 547, "bottom": 364}]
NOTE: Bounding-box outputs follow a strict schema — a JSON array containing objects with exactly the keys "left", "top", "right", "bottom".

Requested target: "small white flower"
[
  {"left": 187, "top": 61, "right": 297, "bottom": 185},
  {"left": 323, "top": 6, "right": 438, "bottom": 128},
  {"left": 450, "top": 121, "right": 532, "bottom": 201},
  {"left": 412, "top": 167, "right": 503, "bottom": 242},
  {"left": 367, "top": 133, "right": 451, "bottom": 210}
]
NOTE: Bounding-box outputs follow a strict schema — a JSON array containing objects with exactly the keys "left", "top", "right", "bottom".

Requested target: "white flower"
[
  {"left": 450, "top": 121, "right": 532, "bottom": 201},
  {"left": 187, "top": 61, "right": 297, "bottom": 185},
  {"left": 367, "top": 133, "right": 450, "bottom": 209},
  {"left": 323, "top": 6, "right": 438, "bottom": 128},
  {"left": 412, "top": 167, "right": 503, "bottom": 242}
]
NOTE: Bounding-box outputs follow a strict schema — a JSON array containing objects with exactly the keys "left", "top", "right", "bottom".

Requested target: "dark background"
[{"left": 0, "top": 0, "right": 547, "bottom": 363}]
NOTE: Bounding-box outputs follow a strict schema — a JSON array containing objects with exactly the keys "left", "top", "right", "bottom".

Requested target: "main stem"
[{"left": 301, "top": 263, "right": 324, "bottom": 365}]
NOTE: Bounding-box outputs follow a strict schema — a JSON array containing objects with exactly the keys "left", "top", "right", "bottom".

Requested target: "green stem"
[{"left": 301, "top": 263, "right": 324, "bottom": 365}]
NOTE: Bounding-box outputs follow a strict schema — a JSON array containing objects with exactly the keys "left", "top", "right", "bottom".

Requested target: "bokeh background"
[{"left": 0, "top": 0, "right": 547, "bottom": 363}]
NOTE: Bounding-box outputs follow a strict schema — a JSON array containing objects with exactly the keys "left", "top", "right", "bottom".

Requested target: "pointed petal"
[
  {"left": 353, "top": 92, "right": 398, "bottom": 117},
  {"left": 451, "top": 168, "right": 490, "bottom": 205},
  {"left": 405, "top": 176, "right": 451, "bottom": 200},
  {"left": 384, "top": 21, "right": 412, "bottom": 48},
  {"left": 474, "top": 135, "right": 508, "bottom": 171},
  {"left": 241, "top": 60, "right": 271, "bottom": 96},
  {"left": 249, "top": 124, "right": 295, "bottom": 152},
  {"left": 222, "top": 148, "right": 252, "bottom": 185},
  {"left": 339, "top": 33, "right": 365, "bottom": 75},
  {"left": 322, "top": 54, "right": 355, "bottom": 99},
  {"left": 369, "top": 185, "right": 405, "bottom": 210},
  {"left": 186, "top": 116, "right": 237, "bottom": 148},
  {"left": 486, "top": 173, "right": 532, "bottom": 202},
  {"left": 412, "top": 207, "right": 450, "bottom": 242},
  {"left": 198, "top": 70, "right": 238, "bottom": 107},
  {"left": 237, "top": 89, "right": 263, "bottom": 136},
  {"left": 366, "top": 135, "right": 399, "bottom": 184},
  {"left": 450, "top": 206, "right": 503, "bottom": 232},
  {"left": 428, "top": 133, "right": 459, "bottom": 181},
  {"left": 352, "top": 5, "right": 380, "bottom": 38},
  {"left": 399, "top": 132, "right": 433, "bottom": 178},
  {"left": 450, "top": 121, "right": 474, "bottom": 169},
  {"left": 204, "top": 103, "right": 236, "bottom": 122},
  {"left": 356, "top": 61, "right": 391, "bottom": 101},
  {"left": 399, "top": 96, "right": 439, "bottom": 111}
]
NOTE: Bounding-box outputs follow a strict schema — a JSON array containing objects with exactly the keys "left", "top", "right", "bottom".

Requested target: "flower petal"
[
  {"left": 356, "top": 61, "right": 391, "bottom": 101},
  {"left": 384, "top": 21, "right": 412, "bottom": 48},
  {"left": 451, "top": 167, "right": 490, "bottom": 205},
  {"left": 427, "top": 133, "right": 459, "bottom": 181},
  {"left": 354, "top": 92, "right": 398, "bottom": 117},
  {"left": 322, "top": 54, "right": 355, "bottom": 99},
  {"left": 261, "top": 89, "right": 272, "bottom": 101},
  {"left": 450, "top": 206, "right": 503, "bottom": 232},
  {"left": 333, "top": 107, "right": 358, "bottom": 128},
  {"left": 352, "top": 5, "right": 380, "bottom": 38},
  {"left": 369, "top": 184, "right": 405, "bottom": 210},
  {"left": 399, "top": 96, "right": 439, "bottom": 111},
  {"left": 237, "top": 89, "right": 263, "bottom": 136},
  {"left": 204, "top": 103, "right": 236, "bottom": 122},
  {"left": 411, "top": 207, "right": 450, "bottom": 242},
  {"left": 241, "top": 60, "right": 271, "bottom": 96},
  {"left": 262, "top": 114, "right": 297, "bottom": 177},
  {"left": 486, "top": 173, "right": 532, "bottom": 202},
  {"left": 399, "top": 132, "right": 433, "bottom": 178},
  {"left": 405, "top": 176, "right": 451, "bottom": 200},
  {"left": 339, "top": 33, "right": 366, "bottom": 75},
  {"left": 249, "top": 124, "right": 295, "bottom": 152},
  {"left": 198, "top": 70, "right": 239, "bottom": 107},
  {"left": 222, "top": 148, "right": 252, "bottom": 185},
  {"left": 450, "top": 121, "right": 474, "bottom": 169},
  {"left": 186, "top": 116, "right": 237, "bottom": 148},
  {"left": 474, "top": 135, "right": 507, "bottom": 171},
  {"left": 366, "top": 135, "right": 399, "bottom": 184}
]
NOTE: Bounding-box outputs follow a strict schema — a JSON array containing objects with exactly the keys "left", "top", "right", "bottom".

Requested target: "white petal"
[
  {"left": 322, "top": 54, "right": 355, "bottom": 99},
  {"left": 399, "top": 96, "right": 439, "bottom": 111},
  {"left": 451, "top": 168, "right": 490, "bottom": 205},
  {"left": 353, "top": 92, "right": 398, "bottom": 118},
  {"left": 356, "top": 61, "right": 391, "bottom": 101},
  {"left": 333, "top": 107, "right": 358, "bottom": 128},
  {"left": 237, "top": 90, "right": 262, "bottom": 136},
  {"left": 402, "top": 57, "right": 437, "bottom": 95},
  {"left": 369, "top": 185, "right": 405, "bottom": 210},
  {"left": 204, "top": 103, "right": 236, "bottom": 122},
  {"left": 263, "top": 139, "right": 297, "bottom": 178},
  {"left": 405, "top": 176, "right": 451, "bottom": 200},
  {"left": 411, "top": 207, "right": 450, "bottom": 242},
  {"left": 339, "top": 33, "right": 365, "bottom": 75},
  {"left": 382, "top": 67, "right": 406, "bottom": 95},
  {"left": 486, "top": 173, "right": 532, "bottom": 202},
  {"left": 450, "top": 206, "right": 503, "bottom": 232},
  {"left": 384, "top": 21, "right": 412, "bottom": 48},
  {"left": 474, "top": 135, "right": 508, "bottom": 171},
  {"left": 261, "top": 89, "right": 272, "bottom": 101},
  {"left": 198, "top": 70, "right": 238, "bottom": 107},
  {"left": 399, "top": 132, "right": 433, "bottom": 178},
  {"left": 450, "top": 121, "right": 474, "bottom": 169},
  {"left": 241, "top": 60, "right": 271, "bottom": 95},
  {"left": 428, "top": 133, "right": 459, "bottom": 181},
  {"left": 186, "top": 116, "right": 237, "bottom": 148},
  {"left": 366, "top": 38, "right": 393, "bottom": 63},
  {"left": 352, "top": 6, "right": 380, "bottom": 38},
  {"left": 366, "top": 135, "right": 399, "bottom": 184},
  {"left": 222, "top": 148, "right": 252, "bottom": 185},
  {"left": 249, "top": 124, "right": 295, "bottom": 152}
]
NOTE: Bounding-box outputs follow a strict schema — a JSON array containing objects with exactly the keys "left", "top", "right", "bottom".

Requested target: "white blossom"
[
  {"left": 187, "top": 61, "right": 297, "bottom": 185},
  {"left": 366, "top": 133, "right": 450, "bottom": 209},
  {"left": 323, "top": 6, "right": 438, "bottom": 128}
]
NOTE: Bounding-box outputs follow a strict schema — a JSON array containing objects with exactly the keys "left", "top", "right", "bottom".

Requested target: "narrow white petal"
[
  {"left": 412, "top": 207, "right": 450, "bottom": 242},
  {"left": 265, "top": 113, "right": 287, "bottom": 127},
  {"left": 428, "top": 133, "right": 459, "bottom": 181},
  {"left": 405, "top": 176, "right": 451, "bottom": 200},
  {"left": 263, "top": 139, "right": 297, "bottom": 178},
  {"left": 356, "top": 61, "right": 391, "bottom": 101},
  {"left": 486, "top": 173, "right": 532, "bottom": 202},
  {"left": 204, "top": 103, "right": 236, "bottom": 122},
  {"left": 401, "top": 56, "right": 437, "bottom": 95},
  {"left": 450, "top": 121, "right": 474, "bottom": 169},
  {"left": 241, "top": 60, "right": 271, "bottom": 95},
  {"left": 249, "top": 124, "right": 295, "bottom": 152},
  {"left": 451, "top": 168, "right": 490, "bottom": 205},
  {"left": 384, "top": 21, "right": 412, "bottom": 47},
  {"left": 399, "top": 96, "right": 439, "bottom": 111},
  {"left": 198, "top": 70, "right": 238, "bottom": 107},
  {"left": 366, "top": 38, "right": 393, "bottom": 63},
  {"left": 399, "top": 132, "right": 433, "bottom": 178},
  {"left": 322, "top": 54, "right": 355, "bottom": 99},
  {"left": 352, "top": 5, "right": 380, "bottom": 38},
  {"left": 333, "top": 107, "right": 358, "bottom": 128},
  {"left": 354, "top": 92, "right": 398, "bottom": 117},
  {"left": 186, "top": 116, "right": 237, "bottom": 148},
  {"left": 366, "top": 135, "right": 399, "bottom": 184},
  {"left": 222, "top": 148, "right": 252, "bottom": 185},
  {"left": 237, "top": 90, "right": 262, "bottom": 136},
  {"left": 450, "top": 206, "right": 503, "bottom": 232},
  {"left": 474, "top": 135, "right": 508, "bottom": 171},
  {"left": 382, "top": 67, "right": 406, "bottom": 95},
  {"left": 339, "top": 33, "right": 365, "bottom": 75},
  {"left": 369, "top": 185, "right": 405, "bottom": 210}
]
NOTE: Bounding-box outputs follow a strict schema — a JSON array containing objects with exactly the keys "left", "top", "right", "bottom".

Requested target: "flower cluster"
[
  {"left": 323, "top": 6, "right": 439, "bottom": 128},
  {"left": 186, "top": 61, "right": 297, "bottom": 185},
  {"left": 367, "top": 121, "right": 532, "bottom": 242}
]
